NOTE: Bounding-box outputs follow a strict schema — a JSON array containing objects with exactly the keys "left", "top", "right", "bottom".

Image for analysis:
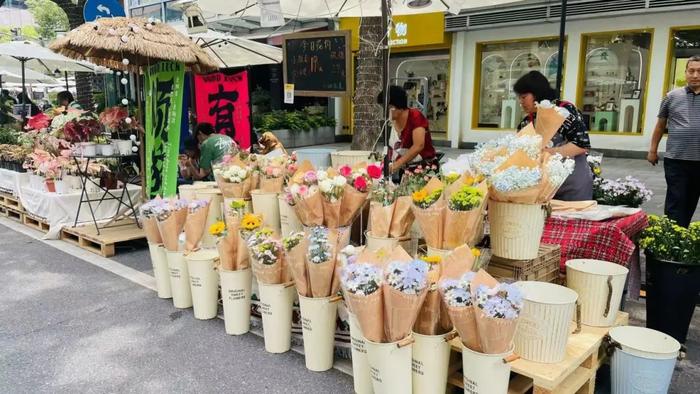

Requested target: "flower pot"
[
  {"left": 257, "top": 280, "right": 295, "bottom": 353},
  {"left": 185, "top": 249, "right": 220, "bottom": 320},
  {"left": 220, "top": 268, "right": 252, "bottom": 335},
  {"left": 461, "top": 345, "right": 514, "bottom": 394},
  {"left": 608, "top": 326, "right": 680, "bottom": 394},
  {"left": 365, "top": 231, "right": 399, "bottom": 252},
  {"left": 99, "top": 144, "right": 114, "bottom": 156},
  {"left": 348, "top": 313, "right": 373, "bottom": 394},
  {"left": 166, "top": 250, "right": 193, "bottom": 309},
  {"left": 489, "top": 201, "right": 546, "bottom": 260},
  {"left": 148, "top": 243, "right": 172, "bottom": 299},
  {"left": 514, "top": 281, "right": 579, "bottom": 363},
  {"left": 45, "top": 179, "right": 56, "bottom": 193},
  {"left": 412, "top": 331, "right": 454, "bottom": 394},
  {"left": 298, "top": 294, "right": 340, "bottom": 371},
  {"left": 365, "top": 336, "right": 413, "bottom": 394},
  {"left": 195, "top": 188, "right": 223, "bottom": 248},
  {"left": 645, "top": 252, "right": 700, "bottom": 343},
  {"left": 278, "top": 195, "right": 302, "bottom": 237},
  {"left": 566, "top": 259, "right": 628, "bottom": 327},
  {"left": 251, "top": 189, "right": 281, "bottom": 235},
  {"left": 80, "top": 142, "right": 97, "bottom": 157},
  {"left": 116, "top": 140, "right": 133, "bottom": 155}
]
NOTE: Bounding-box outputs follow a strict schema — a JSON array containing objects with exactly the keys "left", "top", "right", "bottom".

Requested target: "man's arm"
[{"left": 647, "top": 118, "right": 667, "bottom": 166}]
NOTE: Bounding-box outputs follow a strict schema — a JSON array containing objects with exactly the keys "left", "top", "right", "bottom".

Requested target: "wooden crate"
[
  {"left": 448, "top": 312, "right": 629, "bottom": 394},
  {"left": 6, "top": 206, "right": 23, "bottom": 222},
  {"left": 486, "top": 244, "right": 561, "bottom": 283},
  {"left": 60, "top": 219, "right": 145, "bottom": 257},
  {"left": 23, "top": 214, "right": 50, "bottom": 233},
  {"left": 0, "top": 192, "right": 22, "bottom": 211}
]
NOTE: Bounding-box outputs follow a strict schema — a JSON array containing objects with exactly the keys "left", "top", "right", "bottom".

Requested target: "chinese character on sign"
[
  {"left": 149, "top": 77, "right": 174, "bottom": 197},
  {"left": 208, "top": 84, "right": 239, "bottom": 138}
]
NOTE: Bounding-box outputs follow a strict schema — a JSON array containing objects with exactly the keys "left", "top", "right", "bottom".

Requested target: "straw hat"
[{"left": 50, "top": 17, "right": 217, "bottom": 74}]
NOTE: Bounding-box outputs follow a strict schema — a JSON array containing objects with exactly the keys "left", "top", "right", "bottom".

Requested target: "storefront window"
[
  {"left": 666, "top": 28, "right": 700, "bottom": 92},
  {"left": 130, "top": 4, "right": 162, "bottom": 20},
  {"left": 165, "top": 1, "right": 183, "bottom": 22},
  {"left": 578, "top": 30, "right": 652, "bottom": 134},
  {"left": 475, "top": 38, "right": 563, "bottom": 129}
]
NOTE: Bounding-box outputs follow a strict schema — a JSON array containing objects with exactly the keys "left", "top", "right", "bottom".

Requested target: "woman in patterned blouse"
[{"left": 513, "top": 71, "right": 593, "bottom": 201}]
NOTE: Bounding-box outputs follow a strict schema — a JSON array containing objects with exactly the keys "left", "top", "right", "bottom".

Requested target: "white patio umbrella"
[{"left": 0, "top": 67, "right": 58, "bottom": 85}]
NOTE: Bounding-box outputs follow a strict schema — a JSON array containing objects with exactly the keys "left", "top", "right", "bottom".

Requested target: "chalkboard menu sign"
[{"left": 283, "top": 30, "right": 351, "bottom": 97}]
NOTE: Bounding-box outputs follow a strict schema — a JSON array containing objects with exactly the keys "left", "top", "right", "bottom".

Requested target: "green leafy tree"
[{"left": 26, "top": 0, "right": 70, "bottom": 41}]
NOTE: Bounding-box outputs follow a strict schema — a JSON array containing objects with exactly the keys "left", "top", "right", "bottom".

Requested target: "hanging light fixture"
[{"left": 406, "top": 0, "right": 433, "bottom": 8}]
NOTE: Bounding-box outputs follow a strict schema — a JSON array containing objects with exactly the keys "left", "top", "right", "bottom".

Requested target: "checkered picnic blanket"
[{"left": 542, "top": 211, "right": 649, "bottom": 271}]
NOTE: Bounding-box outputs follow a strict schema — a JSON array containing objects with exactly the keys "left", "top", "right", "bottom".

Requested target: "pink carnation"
[
  {"left": 367, "top": 164, "right": 382, "bottom": 179},
  {"left": 353, "top": 176, "right": 368, "bottom": 192},
  {"left": 339, "top": 165, "right": 352, "bottom": 178}
]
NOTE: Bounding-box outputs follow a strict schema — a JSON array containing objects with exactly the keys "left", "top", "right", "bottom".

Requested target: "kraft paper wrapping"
[
  {"left": 287, "top": 239, "right": 310, "bottom": 297},
  {"left": 383, "top": 285, "right": 429, "bottom": 342},
  {"left": 369, "top": 201, "right": 394, "bottom": 238},
  {"left": 157, "top": 209, "right": 187, "bottom": 252},
  {"left": 339, "top": 184, "right": 368, "bottom": 227},
  {"left": 442, "top": 208, "right": 480, "bottom": 250},
  {"left": 217, "top": 235, "right": 236, "bottom": 271},
  {"left": 414, "top": 287, "right": 453, "bottom": 336},
  {"left": 322, "top": 199, "right": 342, "bottom": 229},
  {"left": 475, "top": 309, "right": 519, "bottom": 354},
  {"left": 236, "top": 231, "right": 250, "bottom": 271},
  {"left": 290, "top": 160, "right": 315, "bottom": 185},
  {"left": 299, "top": 191, "right": 324, "bottom": 226},
  {"left": 184, "top": 205, "right": 210, "bottom": 252},
  {"left": 260, "top": 176, "right": 285, "bottom": 193},
  {"left": 412, "top": 199, "right": 445, "bottom": 249},
  {"left": 141, "top": 216, "right": 163, "bottom": 245},
  {"left": 447, "top": 304, "right": 482, "bottom": 352},
  {"left": 330, "top": 258, "right": 342, "bottom": 296},
  {"left": 307, "top": 258, "right": 335, "bottom": 298},
  {"left": 471, "top": 269, "right": 499, "bottom": 293},
  {"left": 389, "top": 196, "right": 414, "bottom": 238},
  {"left": 440, "top": 245, "right": 475, "bottom": 280},
  {"left": 251, "top": 255, "right": 284, "bottom": 285},
  {"left": 251, "top": 171, "right": 260, "bottom": 191},
  {"left": 516, "top": 122, "right": 537, "bottom": 138},
  {"left": 344, "top": 289, "right": 385, "bottom": 343},
  {"left": 216, "top": 175, "right": 252, "bottom": 199},
  {"left": 280, "top": 253, "right": 293, "bottom": 283},
  {"left": 535, "top": 106, "right": 566, "bottom": 148}
]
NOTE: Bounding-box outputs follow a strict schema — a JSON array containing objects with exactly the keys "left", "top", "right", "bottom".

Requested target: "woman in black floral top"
[{"left": 514, "top": 71, "right": 593, "bottom": 201}]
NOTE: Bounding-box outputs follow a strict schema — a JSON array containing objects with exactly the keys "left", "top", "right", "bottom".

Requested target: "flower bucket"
[
  {"left": 296, "top": 148, "right": 337, "bottom": 169},
  {"left": 364, "top": 231, "right": 399, "bottom": 252},
  {"left": 461, "top": 345, "right": 514, "bottom": 394},
  {"left": 426, "top": 246, "right": 453, "bottom": 261},
  {"left": 566, "top": 259, "right": 628, "bottom": 327},
  {"left": 348, "top": 313, "right": 373, "bottom": 394},
  {"left": 399, "top": 236, "right": 418, "bottom": 258},
  {"left": 63, "top": 174, "right": 82, "bottom": 191},
  {"left": 99, "top": 144, "right": 114, "bottom": 156},
  {"left": 54, "top": 180, "right": 67, "bottom": 194},
  {"left": 195, "top": 188, "right": 223, "bottom": 248},
  {"left": 608, "top": 326, "right": 680, "bottom": 394},
  {"left": 278, "top": 195, "right": 302, "bottom": 237},
  {"left": 251, "top": 189, "right": 281, "bottom": 235},
  {"left": 331, "top": 150, "right": 374, "bottom": 168},
  {"left": 116, "top": 140, "right": 132, "bottom": 155},
  {"left": 412, "top": 331, "right": 455, "bottom": 394},
  {"left": 257, "top": 280, "right": 296, "bottom": 353},
  {"left": 148, "top": 243, "right": 172, "bottom": 299},
  {"left": 165, "top": 250, "right": 193, "bottom": 309},
  {"left": 185, "top": 249, "right": 220, "bottom": 320},
  {"left": 515, "top": 281, "right": 579, "bottom": 363},
  {"left": 489, "top": 201, "right": 546, "bottom": 260},
  {"left": 220, "top": 268, "right": 252, "bottom": 335},
  {"left": 80, "top": 142, "right": 97, "bottom": 157},
  {"left": 178, "top": 183, "right": 208, "bottom": 201},
  {"left": 365, "top": 336, "right": 414, "bottom": 394},
  {"left": 45, "top": 179, "right": 56, "bottom": 193},
  {"left": 298, "top": 294, "right": 340, "bottom": 371}
]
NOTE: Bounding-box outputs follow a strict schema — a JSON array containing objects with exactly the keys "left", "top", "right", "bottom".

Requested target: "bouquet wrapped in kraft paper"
[
  {"left": 282, "top": 232, "right": 309, "bottom": 296},
  {"left": 183, "top": 199, "right": 210, "bottom": 253},
  {"left": 413, "top": 254, "right": 453, "bottom": 336},
  {"left": 248, "top": 228, "right": 286, "bottom": 285},
  {"left": 442, "top": 175, "right": 488, "bottom": 250},
  {"left": 212, "top": 200, "right": 256, "bottom": 271},
  {"left": 236, "top": 213, "right": 264, "bottom": 271},
  {"left": 337, "top": 163, "right": 375, "bottom": 228},
  {"left": 139, "top": 198, "right": 166, "bottom": 244},
  {"left": 318, "top": 169, "right": 346, "bottom": 229},
  {"left": 213, "top": 155, "right": 253, "bottom": 199},
  {"left": 155, "top": 198, "right": 189, "bottom": 252},
  {"left": 305, "top": 226, "right": 346, "bottom": 298},
  {"left": 367, "top": 176, "right": 414, "bottom": 239},
  {"left": 411, "top": 177, "right": 446, "bottom": 249},
  {"left": 287, "top": 161, "right": 324, "bottom": 227},
  {"left": 473, "top": 270, "right": 523, "bottom": 354}
]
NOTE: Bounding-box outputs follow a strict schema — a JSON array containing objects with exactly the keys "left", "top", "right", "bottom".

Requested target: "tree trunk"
[
  {"left": 350, "top": 17, "right": 384, "bottom": 151},
  {"left": 52, "top": 0, "right": 94, "bottom": 109}
]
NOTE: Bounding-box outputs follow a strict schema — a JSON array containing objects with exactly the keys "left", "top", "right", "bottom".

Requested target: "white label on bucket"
[
  {"left": 261, "top": 302, "right": 272, "bottom": 316},
  {"left": 464, "top": 377, "right": 478, "bottom": 394},
  {"left": 228, "top": 288, "right": 246, "bottom": 301},
  {"left": 190, "top": 276, "right": 202, "bottom": 288},
  {"left": 169, "top": 268, "right": 181, "bottom": 279},
  {"left": 516, "top": 316, "right": 543, "bottom": 340},
  {"left": 370, "top": 367, "right": 382, "bottom": 383},
  {"left": 351, "top": 336, "right": 366, "bottom": 354},
  {"left": 501, "top": 221, "right": 522, "bottom": 239},
  {"left": 302, "top": 317, "right": 312, "bottom": 332},
  {"left": 411, "top": 358, "right": 424, "bottom": 376}
]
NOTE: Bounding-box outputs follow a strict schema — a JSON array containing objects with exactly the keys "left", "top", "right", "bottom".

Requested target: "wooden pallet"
[
  {"left": 448, "top": 312, "right": 629, "bottom": 394},
  {"left": 23, "top": 213, "right": 50, "bottom": 233},
  {"left": 0, "top": 192, "right": 22, "bottom": 211},
  {"left": 60, "top": 219, "right": 145, "bottom": 257},
  {"left": 5, "top": 206, "right": 23, "bottom": 222}
]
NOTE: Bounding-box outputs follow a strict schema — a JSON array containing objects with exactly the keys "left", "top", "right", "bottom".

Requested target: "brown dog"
[{"left": 258, "top": 132, "right": 287, "bottom": 155}]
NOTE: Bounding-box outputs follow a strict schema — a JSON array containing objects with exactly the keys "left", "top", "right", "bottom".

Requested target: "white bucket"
[
  {"left": 54, "top": 180, "right": 67, "bottom": 195},
  {"left": 99, "top": 144, "right": 114, "bottom": 156},
  {"left": 178, "top": 183, "right": 208, "bottom": 200},
  {"left": 461, "top": 345, "right": 514, "bottom": 394},
  {"left": 412, "top": 332, "right": 454, "bottom": 394},
  {"left": 609, "top": 326, "right": 680, "bottom": 394},
  {"left": 298, "top": 295, "right": 340, "bottom": 371},
  {"left": 116, "top": 140, "right": 132, "bottom": 155},
  {"left": 185, "top": 249, "right": 220, "bottom": 320},
  {"left": 257, "top": 281, "right": 296, "bottom": 353},
  {"left": 63, "top": 174, "right": 82, "bottom": 191},
  {"left": 348, "top": 313, "right": 374, "bottom": 394},
  {"left": 220, "top": 268, "right": 252, "bottom": 335},
  {"left": 489, "top": 201, "right": 546, "bottom": 260},
  {"left": 196, "top": 188, "right": 223, "bottom": 248},
  {"left": 331, "top": 150, "right": 374, "bottom": 168},
  {"left": 426, "top": 246, "right": 453, "bottom": 261},
  {"left": 515, "top": 281, "right": 579, "bottom": 363},
  {"left": 251, "top": 190, "right": 281, "bottom": 235},
  {"left": 278, "top": 195, "right": 302, "bottom": 237},
  {"left": 80, "top": 142, "right": 97, "bottom": 157},
  {"left": 148, "top": 243, "right": 172, "bottom": 299},
  {"left": 364, "top": 231, "right": 399, "bottom": 252},
  {"left": 566, "top": 259, "right": 629, "bottom": 327},
  {"left": 296, "top": 148, "right": 337, "bottom": 169},
  {"left": 166, "top": 250, "right": 193, "bottom": 309},
  {"left": 365, "top": 336, "right": 414, "bottom": 394}
]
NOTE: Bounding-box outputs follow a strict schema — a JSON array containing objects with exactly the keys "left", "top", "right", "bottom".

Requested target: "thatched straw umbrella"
[{"left": 50, "top": 17, "right": 217, "bottom": 74}]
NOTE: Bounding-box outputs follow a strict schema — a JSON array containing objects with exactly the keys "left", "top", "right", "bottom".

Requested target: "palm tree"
[{"left": 351, "top": 16, "right": 384, "bottom": 151}]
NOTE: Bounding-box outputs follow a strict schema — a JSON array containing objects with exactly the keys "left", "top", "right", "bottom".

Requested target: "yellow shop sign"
[{"left": 339, "top": 13, "right": 447, "bottom": 51}]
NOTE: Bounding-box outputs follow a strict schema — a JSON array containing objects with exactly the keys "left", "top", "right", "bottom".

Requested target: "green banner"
[{"left": 145, "top": 61, "right": 185, "bottom": 198}]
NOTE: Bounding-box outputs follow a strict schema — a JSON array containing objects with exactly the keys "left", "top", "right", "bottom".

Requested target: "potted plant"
[
  {"left": 63, "top": 115, "right": 103, "bottom": 157},
  {"left": 254, "top": 110, "right": 336, "bottom": 148},
  {"left": 640, "top": 215, "right": 700, "bottom": 344},
  {"left": 100, "top": 159, "right": 119, "bottom": 190},
  {"left": 94, "top": 135, "right": 113, "bottom": 156},
  {"left": 99, "top": 106, "right": 140, "bottom": 155},
  {"left": 592, "top": 176, "right": 653, "bottom": 207}
]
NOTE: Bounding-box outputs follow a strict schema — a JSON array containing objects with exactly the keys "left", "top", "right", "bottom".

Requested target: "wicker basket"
[
  {"left": 486, "top": 244, "right": 561, "bottom": 283},
  {"left": 330, "top": 150, "right": 375, "bottom": 168}
]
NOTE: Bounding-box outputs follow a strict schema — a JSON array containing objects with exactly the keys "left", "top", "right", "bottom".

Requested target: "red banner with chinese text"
[{"left": 194, "top": 71, "right": 251, "bottom": 149}]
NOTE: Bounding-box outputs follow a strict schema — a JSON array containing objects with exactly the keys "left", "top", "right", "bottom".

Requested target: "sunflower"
[
  {"left": 240, "top": 213, "right": 262, "bottom": 231},
  {"left": 209, "top": 221, "right": 226, "bottom": 236},
  {"left": 412, "top": 188, "right": 428, "bottom": 203}
]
